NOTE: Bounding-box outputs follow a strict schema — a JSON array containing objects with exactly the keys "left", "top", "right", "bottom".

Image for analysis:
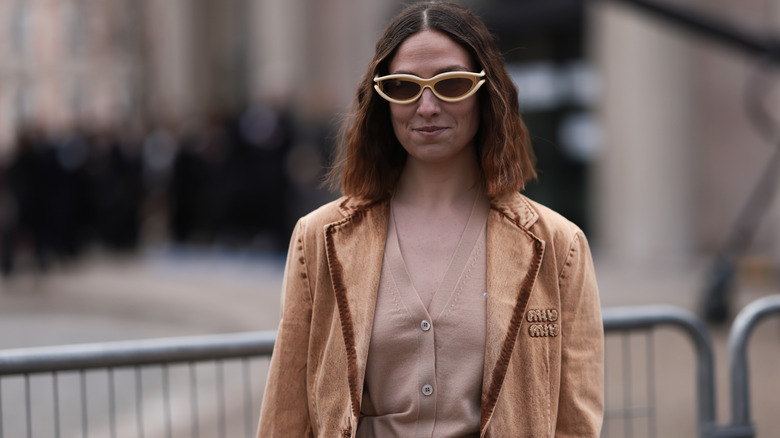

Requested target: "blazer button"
[
  {"left": 421, "top": 384, "right": 434, "bottom": 396},
  {"left": 420, "top": 320, "right": 431, "bottom": 331}
]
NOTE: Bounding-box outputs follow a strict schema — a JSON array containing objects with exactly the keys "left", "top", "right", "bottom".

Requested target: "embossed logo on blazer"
[
  {"left": 526, "top": 309, "right": 560, "bottom": 337},
  {"left": 526, "top": 309, "right": 558, "bottom": 323}
]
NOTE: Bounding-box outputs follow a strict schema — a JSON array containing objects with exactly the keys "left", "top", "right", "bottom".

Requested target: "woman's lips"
[{"left": 414, "top": 126, "right": 447, "bottom": 137}]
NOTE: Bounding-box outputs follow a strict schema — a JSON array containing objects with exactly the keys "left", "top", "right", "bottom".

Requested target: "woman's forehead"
[{"left": 389, "top": 30, "right": 473, "bottom": 75}]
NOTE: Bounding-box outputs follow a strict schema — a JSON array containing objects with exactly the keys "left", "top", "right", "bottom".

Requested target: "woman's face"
[{"left": 387, "top": 30, "right": 480, "bottom": 166}]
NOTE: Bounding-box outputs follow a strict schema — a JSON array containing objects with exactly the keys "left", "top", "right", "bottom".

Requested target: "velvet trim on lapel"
[
  {"left": 480, "top": 192, "right": 545, "bottom": 433},
  {"left": 324, "top": 197, "right": 390, "bottom": 422}
]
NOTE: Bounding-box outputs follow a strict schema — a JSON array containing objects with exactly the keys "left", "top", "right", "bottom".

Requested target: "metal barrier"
[
  {"left": 3, "top": 299, "right": 780, "bottom": 438},
  {"left": 721, "top": 294, "right": 780, "bottom": 438},
  {"left": 0, "top": 309, "right": 716, "bottom": 438},
  {"left": 0, "top": 330, "right": 276, "bottom": 438},
  {"left": 602, "top": 305, "right": 717, "bottom": 438}
]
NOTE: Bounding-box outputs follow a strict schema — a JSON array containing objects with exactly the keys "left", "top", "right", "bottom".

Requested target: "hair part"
[{"left": 327, "top": 1, "right": 536, "bottom": 201}]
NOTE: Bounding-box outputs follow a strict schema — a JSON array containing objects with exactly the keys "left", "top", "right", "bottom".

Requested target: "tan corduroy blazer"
[{"left": 257, "top": 191, "right": 604, "bottom": 437}]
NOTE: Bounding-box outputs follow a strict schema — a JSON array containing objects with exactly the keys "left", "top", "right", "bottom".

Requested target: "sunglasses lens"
[
  {"left": 382, "top": 79, "right": 421, "bottom": 101},
  {"left": 434, "top": 77, "right": 475, "bottom": 99}
]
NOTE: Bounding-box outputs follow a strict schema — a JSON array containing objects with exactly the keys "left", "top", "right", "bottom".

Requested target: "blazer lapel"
[
  {"left": 324, "top": 198, "right": 390, "bottom": 422},
  {"left": 481, "top": 193, "right": 545, "bottom": 432}
]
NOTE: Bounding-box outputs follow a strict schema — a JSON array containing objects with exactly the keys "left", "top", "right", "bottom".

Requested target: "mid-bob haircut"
[{"left": 328, "top": 1, "right": 536, "bottom": 201}]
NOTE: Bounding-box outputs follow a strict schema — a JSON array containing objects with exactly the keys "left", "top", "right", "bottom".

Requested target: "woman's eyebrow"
[
  {"left": 436, "top": 65, "right": 470, "bottom": 74},
  {"left": 391, "top": 65, "right": 471, "bottom": 76}
]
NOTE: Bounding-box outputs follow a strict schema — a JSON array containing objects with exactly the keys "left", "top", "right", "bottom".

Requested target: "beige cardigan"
[
  {"left": 257, "top": 192, "right": 604, "bottom": 437},
  {"left": 357, "top": 195, "right": 489, "bottom": 436}
]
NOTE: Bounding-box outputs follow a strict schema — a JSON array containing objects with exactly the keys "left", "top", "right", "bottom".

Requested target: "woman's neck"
[{"left": 394, "top": 153, "right": 481, "bottom": 209}]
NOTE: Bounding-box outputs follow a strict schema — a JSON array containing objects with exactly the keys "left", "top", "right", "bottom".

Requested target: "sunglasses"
[{"left": 373, "top": 70, "right": 486, "bottom": 104}]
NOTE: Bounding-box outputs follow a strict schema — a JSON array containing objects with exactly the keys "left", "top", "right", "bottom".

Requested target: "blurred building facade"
[
  {"left": 1, "top": 0, "right": 779, "bottom": 269},
  {"left": 0, "top": 0, "right": 391, "bottom": 157},
  {"left": 592, "top": 0, "right": 780, "bottom": 267},
  {"left": 0, "top": 0, "right": 143, "bottom": 151}
]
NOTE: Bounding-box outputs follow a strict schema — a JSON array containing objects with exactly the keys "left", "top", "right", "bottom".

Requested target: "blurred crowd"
[{"left": 0, "top": 104, "right": 324, "bottom": 278}]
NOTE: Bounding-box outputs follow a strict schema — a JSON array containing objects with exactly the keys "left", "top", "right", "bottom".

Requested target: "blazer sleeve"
[
  {"left": 257, "top": 219, "right": 315, "bottom": 437},
  {"left": 555, "top": 231, "right": 604, "bottom": 437}
]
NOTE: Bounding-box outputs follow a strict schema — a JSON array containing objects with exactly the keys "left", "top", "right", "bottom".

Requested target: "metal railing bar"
[
  {"left": 80, "top": 369, "right": 88, "bottom": 438},
  {"left": 53, "top": 372, "right": 61, "bottom": 438},
  {"left": 162, "top": 364, "right": 172, "bottom": 438},
  {"left": 0, "top": 331, "right": 277, "bottom": 376},
  {"left": 647, "top": 330, "right": 657, "bottom": 438},
  {"left": 622, "top": 333, "right": 632, "bottom": 438},
  {"left": 727, "top": 294, "right": 780, "bottom": 432},
  {"left": 217, "top": 360, "right": 227, "bottom": 438},
  {"left": 108, "top": 368, "right": 116, "bottom": 438},
  {"left": 602, "top": 305, "right": 717, "bottom": 438},
  {"left": 190, "top": 362, "right": 199, "bottom": 438},
  {"left": 24, "top": 374, "right": 31, "bottom": 438},
  {"left": 135, "top": 366, "right": 144, "bottom": 438},
  {"left": 243, "top": 358, "right": 253, "bottom": 437}
]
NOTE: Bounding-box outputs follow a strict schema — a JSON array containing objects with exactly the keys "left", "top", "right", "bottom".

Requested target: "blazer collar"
[
  {"left": 488, "top": 190, "right": 540, "bottom": 229},
  {"left": 325, "top": 197, "right": 390, "bottom": 422},
  {"left": 481, "top": 192, "right": 545, "bottom": 432}
]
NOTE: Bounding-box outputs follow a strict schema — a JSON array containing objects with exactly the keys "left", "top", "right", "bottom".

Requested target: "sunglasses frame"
[{"left": 373, "top": 70, "right": 486, "bottom": 104}]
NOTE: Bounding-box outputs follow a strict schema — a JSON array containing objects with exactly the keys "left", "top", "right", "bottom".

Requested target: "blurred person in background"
[
  {"left": 89, "top": 127, "right": 143, "bottom": 252},
  {"left": 1, "top": 122, "right": 145, "bottom": 280},
  {"left": 257, "top": 2, "right": 603, "bottom": 437},
  {"left": 2, "top": 125, "right": 49, "bottom": 277},
  {"left": 167, "top": 106, "right": 295, "bottom": 250},
  {"left": 42, "top": 126, "right": 92, "bottom": 260}
]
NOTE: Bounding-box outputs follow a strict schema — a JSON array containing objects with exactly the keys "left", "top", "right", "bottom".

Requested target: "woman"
[{"left": 257, "top": 2, "right": 603, "bottom": 437}]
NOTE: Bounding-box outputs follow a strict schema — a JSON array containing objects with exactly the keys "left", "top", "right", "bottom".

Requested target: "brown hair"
[{"left": 328, "top": 1, "right": 536, "bottom": 200}]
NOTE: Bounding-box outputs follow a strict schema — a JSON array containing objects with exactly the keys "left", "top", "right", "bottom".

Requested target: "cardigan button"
[
  {"left": 420, "top": 320, "right": 431, "bottom": 331},
  {"left": 421, "top": 384, "right": 433, "bottom": 396}
]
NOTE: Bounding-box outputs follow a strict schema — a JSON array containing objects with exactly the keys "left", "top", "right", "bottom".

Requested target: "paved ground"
[
  {"left": 1, "top": 246, "right": 779, "bottom": 437},
  {"left": 0, "top": 246, "right": 285, "bottom": 349}
]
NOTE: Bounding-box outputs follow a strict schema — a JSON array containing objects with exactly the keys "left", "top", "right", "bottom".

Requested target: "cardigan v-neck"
[
  {"left": 389, "top": 190, "right": 489, "bottom": 312},
  {"left": 357, "top": 191, "right": 489, "bottom": 438}
]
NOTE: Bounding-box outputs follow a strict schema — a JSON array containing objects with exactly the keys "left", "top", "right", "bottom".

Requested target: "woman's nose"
[{"left": 416, "top": 87, "right": 441, "bottom": 116}]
